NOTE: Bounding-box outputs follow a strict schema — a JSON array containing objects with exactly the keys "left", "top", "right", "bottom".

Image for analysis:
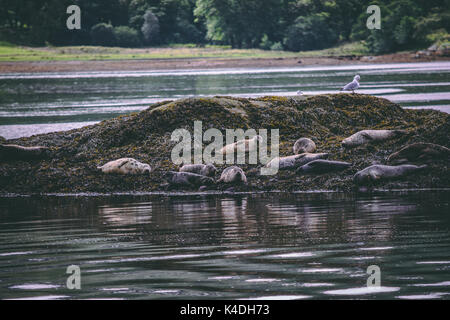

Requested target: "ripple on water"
[
  {"left": 240, "top": 295, "right": 311, "bottom": 300},
  {"left": 323, "top": 287, "right": 400, "bottom": 296},
  {"left": 9, "top": 284, "right": 61, "bottom": 290}
]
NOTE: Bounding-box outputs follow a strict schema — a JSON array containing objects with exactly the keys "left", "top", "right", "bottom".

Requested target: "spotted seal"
[
  {"left": 217, "top": 166, "right": 247, "bottom": 184},
  {"left": 293, "top": 138, "right": 316, "bottom": 155},
  {"left": 265, "top": 153, "right": 328, "bottom": 170},
  {"left": 179, "top": 163, "right": 217, "bottom": 177},
  {"left": 219, "top": 135, "right": 263, "bottom": 155},
  {"left": 164, "top": 171, "right": 215, "bottom": 187},
  {"left": 97, "top": 158, "right": 152, "bottom": 174},
  {"left": 387, "top": 143, "right": 450, "bottom": 164},
  {"left": 296, "top": 160, "right": 352, "bottom": 174},
  {"left": 0, "top": 144, "right": 51, "bottom": 161},
  {"left": 353, "top": 164, "right": 427, "bottom": 184},
  {"left": 342, "top": 130, "right": 407, "bottom": 148}
]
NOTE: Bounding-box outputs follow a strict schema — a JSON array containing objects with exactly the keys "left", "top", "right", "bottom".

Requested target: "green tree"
[
  {"left": 114, "top": 26, "right": 141, "bottom": 47},
  {"left": 141, "top": 10, "right": 160, "bottom": 45},
  {"left": 91, "top": 23, "right": 116, "bottom": 46},
  {"left": 284, "top": 13, "right": 338, "bottom": 51}
]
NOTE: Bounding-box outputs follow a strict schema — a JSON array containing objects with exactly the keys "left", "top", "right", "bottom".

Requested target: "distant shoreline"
[{"left": 1, "top": 51, "right": 448, "bottom": 74}]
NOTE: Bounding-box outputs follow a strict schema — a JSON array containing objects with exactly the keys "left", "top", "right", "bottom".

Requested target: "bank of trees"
[{"left": 0, "top": 0, "right": 448, "bottom": 53}]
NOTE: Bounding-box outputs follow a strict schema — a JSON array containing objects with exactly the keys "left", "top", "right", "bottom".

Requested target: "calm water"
[
  {"left": 0, "top": 191, "right": 449, "bottom": 300},
  {"left": 0, "top": 62, "right": 449, "bottom": 139}
]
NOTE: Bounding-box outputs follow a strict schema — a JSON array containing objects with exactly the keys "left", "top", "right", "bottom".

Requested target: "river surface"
[
  {"left": 0, "top": 61, "right": 449, "bottom": 139},
  {"left": 0, "top": 191, "right": 449, "bottom": 300}
]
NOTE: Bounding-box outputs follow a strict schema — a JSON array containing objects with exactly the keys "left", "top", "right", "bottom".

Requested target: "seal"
[
  {"left": 219, "top": 135, "right": 263, "bottom": 155},
  {"left": 265, "top": 153, "right": 328, "bottom": 170},
  {"left": 0, "top": 144, "right": 50, "bottom": 161},
  {"left": 353, "top": 164, "right": 427, "bottom": 184},
  {"left": 293, "top": 138, "right": 316, "bottom": 155},
  {"left": 164, "top": 171, "right": 215, "bottom": 188},
  {"left": 296, "top": 160, "right": 351, "bottom": 174},
  {"left": 387, "top": 143, "right": 450, "bottom": 164},
  {"left": 179, "top": 163, "right": 217, "bottom": 177},
  {"left": 97, "top": 158, "right": 151, "bottom": 174},
  {"left": 342, "top": 129, "right": 407, "bottom": 148},
  {"left": 217, "top": 166, "right": 247, "bottom": 184}
]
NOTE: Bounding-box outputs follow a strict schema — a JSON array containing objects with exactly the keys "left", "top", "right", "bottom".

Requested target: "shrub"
[
  {"left": 270, "top": 42, "right": 284, "bottom": 51},
  {"left": 90, "top": 23, "right": 116, "bottom": 46},
  {"left": 114, "top": 26, "right": 141, "bottom": 47},
  {"left": 259, "top": 34, "right": 273, "bottom": 50}
]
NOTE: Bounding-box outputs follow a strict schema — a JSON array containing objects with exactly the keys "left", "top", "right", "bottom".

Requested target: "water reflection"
[{"left": 0, "top": 191, "right": 449, "bottom": 299}]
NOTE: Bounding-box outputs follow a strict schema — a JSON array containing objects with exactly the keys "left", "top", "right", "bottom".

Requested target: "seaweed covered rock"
[{"left": 0, "top": 94, "right": 449, "bottom": 193}]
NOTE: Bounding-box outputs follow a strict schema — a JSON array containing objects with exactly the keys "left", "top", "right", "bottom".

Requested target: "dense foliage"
[{"left": 0, "top": 0, "right": 448, "bottom": 53}]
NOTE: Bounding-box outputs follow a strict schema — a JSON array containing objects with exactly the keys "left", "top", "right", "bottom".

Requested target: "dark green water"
[
  {"left": 0, "top": 62, "right": 449, "bottom": 139},
  {"left": 0, "top": 191, "right": 449, "bottom": 300}
]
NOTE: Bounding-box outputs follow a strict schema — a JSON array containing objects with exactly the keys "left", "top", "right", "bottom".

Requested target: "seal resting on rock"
[
  {"left": 265, "top": 153, "right": 328, "bottom": 170},
  {"left": 293, "top": 138, "right": 316, "bottom": 154},
  {"left": 296, "top": 160, "right": 352, "bottom": 174},
  {"left": 387, "top": 143, "right": 450, "bottom": 164},
  {"left": 164, "top": 171, "right": 214, "bottom": 188},
  {"left": 219, "top": 135, "right": 262, "bottom": 155},
  {"left": 217, "top": 166, "right": 247, "bottom": 184},
  {"left": 97, "top": 158, "right": 151, "bottom": 174},
  {"left": 353, "top": 164, "right": 427, "bottom": 184},
  {"left": 0, "top": 144, "right": 50, "bottom": 161},
  {"left": 179, "top": 163, "right": 217, "bottom": 177},
  {"left": 342, "top": 130, "right": 407, "bottom": 148}
]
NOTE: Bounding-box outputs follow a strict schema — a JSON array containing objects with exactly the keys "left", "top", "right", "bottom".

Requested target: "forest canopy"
[{"left": 0, "top": 0, "right": 448, "bottom": 53}]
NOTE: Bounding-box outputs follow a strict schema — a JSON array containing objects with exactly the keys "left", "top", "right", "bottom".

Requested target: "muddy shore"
[
  {"left": 0, "top": 94, "right": 448, "bottom": 194},
  {"left": 1, "top": 52, "right": 448, "bottom": 73}
]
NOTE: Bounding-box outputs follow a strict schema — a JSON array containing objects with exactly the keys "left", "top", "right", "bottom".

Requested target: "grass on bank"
[{"left": 0, "top": 41, "right": 373, "bottom": 62}]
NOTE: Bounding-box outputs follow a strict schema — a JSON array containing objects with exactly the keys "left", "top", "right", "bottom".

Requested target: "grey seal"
[
  {"left": 342, "top": 129, "right": 407, "bottom": 148},
  {"left": 387, "top": 143, "right": 450, "bottom": 164},
  {"left": 179, "top": 163, "right": 217, "bottom": 177},
  {"left": 353, "top": 164, "right": 427, "bottom": 184},
  {"left": 164, "top": 171, "right": 215, "bottom": 187},
  {"left": 0, "top": 144, "right": 51, "bottom": 161},
  {"left": 265, "top": 153, "right": 328, "bottom": 170},
  {"left": 217, "top": 166, "right": 247, "bottom": 184},
  {"left": 98, "top": 158, "right": 151, "bottom": 174},
  {"left": 296, "top": 160, "right": 352, "bottom": 174},
  {"left": 293, "top": 138, "right": 316, "bottom": 154},
  {"left": 220, "top": 135, "right": 263, "bottom": 155}
]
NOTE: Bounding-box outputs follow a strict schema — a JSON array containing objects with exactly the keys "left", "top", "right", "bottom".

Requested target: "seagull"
[
  {"left": 296, "top": 90, "right": 303, "bottom": 95},
  {"left": 341, "top": 75, "right": 360, "bottom": 93}
]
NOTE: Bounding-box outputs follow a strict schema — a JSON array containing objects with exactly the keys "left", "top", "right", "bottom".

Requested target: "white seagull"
[{"left": 341, "top": 75, "right": 360, "bottom": 93}]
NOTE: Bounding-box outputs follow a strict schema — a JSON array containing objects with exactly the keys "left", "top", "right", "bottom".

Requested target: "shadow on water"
[{"left": 0, "top": 191, "right": 449, "bottom": 300}]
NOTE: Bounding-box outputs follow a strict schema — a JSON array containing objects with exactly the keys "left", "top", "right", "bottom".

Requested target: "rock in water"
[
  {"left": 353, "top": 164, "right": 427, "bottom": 185},
  {"left": 164, "top": 171, "right": 214, "bottom": 188},
  {"left": 0, "top": 144, "right": 50, "bottom": 161},
  {"left": 342, "top": 130, "right": 407, "bottom": 148},
  {"left": 293, "top": 138, "right": 316, "bottom": 154},
  {"left": 179, "top": 163, "right": 217, "bottom": 177},
  {"left": 265, "top": 153, "right": 328, "bottom": 170},
  {"left": 98, "top": 158, "right": 151, "bottom": 174},
  {"left": 217, "top": 166, "right": 247, "bottom": 184},
  {"left": 387, "top": 143, "right": 450, "bottom": 164},
  {"left": 296, "top": 160, "right": 352, "bottom": 174}
]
